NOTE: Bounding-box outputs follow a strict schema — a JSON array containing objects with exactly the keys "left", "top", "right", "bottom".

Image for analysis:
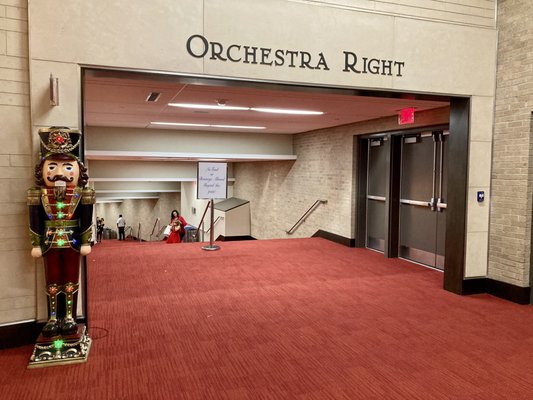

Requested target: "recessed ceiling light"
[
  {"left": 151, "top": 122, "right": 210, "bottom": 127},
  {"left": 251, "top": 107, "right": 324, "bottom": 115},
  {"left": 150, "top": 122, "right": 265, "bottom": 130},
  {"left": 212, "top": 124, "right": 265, "bottom": 130},
  {"left": 167, "top": 103, "right": 324, "bottom": 115},
  {"left": 168, "top": 103, "right": 250, "bottom": 111}
]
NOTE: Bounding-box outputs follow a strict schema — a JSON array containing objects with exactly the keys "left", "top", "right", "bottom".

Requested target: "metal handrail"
[
  {"left": 137, "top": 223, "right": 141, "bottom": 242},
  {"left": 286, "top": 199, "right": 327, "bottom": 234},
  {"left": 150, "top": 218, "right": 160, "bottom": 236},
  {"left": 193, "top": 202, "right": 211, "bottom": 241},
  {"left": 156, "top": 225, "right": 167, "bottom": 237},
  {"left": 124, "top": 226, "right": 133, "bottom": 239},
  {"left": 205, "top": 216, "right": 222, "bottom": 234}
]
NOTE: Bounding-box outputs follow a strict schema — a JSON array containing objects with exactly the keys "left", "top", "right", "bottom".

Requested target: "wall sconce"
[{"left": 49, "top": 74, "right": 59, "bottom": 106}]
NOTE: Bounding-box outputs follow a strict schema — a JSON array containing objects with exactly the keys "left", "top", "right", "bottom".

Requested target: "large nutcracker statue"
[{"left": 27, "top": 127, "right": 94, "bottom": 367}]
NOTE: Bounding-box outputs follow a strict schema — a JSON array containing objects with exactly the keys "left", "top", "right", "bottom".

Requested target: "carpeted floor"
[{"left": 1, "top": 238, "right": 533, "bottom": 399}]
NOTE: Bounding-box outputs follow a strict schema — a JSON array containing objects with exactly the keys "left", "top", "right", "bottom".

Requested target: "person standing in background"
[
  {"left": 166, "top": 210, "right": 187, "bottom": 244},
  {"left": 96, "top": 217, "right": 104, "bottom": 243},
  {"left": 117, "top": 214, "right": 126, "bottom": 240}
]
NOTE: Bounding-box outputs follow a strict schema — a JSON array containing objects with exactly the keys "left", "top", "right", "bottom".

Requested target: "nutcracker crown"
[{"left": 38, "top": 126, "right": 81, "bottom": 160}]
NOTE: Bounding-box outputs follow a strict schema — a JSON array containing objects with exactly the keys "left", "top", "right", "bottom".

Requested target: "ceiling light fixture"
[
  {"left": 168, "top": 103, "right": 250, "bottom": 111},
  {"left": 212, "top": 124, "right": 265, "bottom": 130},
  {"left": 168, "top": 103, "right": 324, "bottom": 115},
  {"left": 251, "top": 107, "right": 324, "bottom": 115},
  {"left": 151, "top": 122, "right": 210, "bottom": 127},
  {"left": 150, "top": 122, "right": 265, "bottom": 130}
]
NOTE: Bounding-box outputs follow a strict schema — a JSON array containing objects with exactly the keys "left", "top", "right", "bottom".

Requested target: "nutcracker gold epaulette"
[
  {"left": 27, "top": 187, "right": 41, "bottom": 206},
  {"left": 81, "top": 188, "right": 96, "bottom": 205}
]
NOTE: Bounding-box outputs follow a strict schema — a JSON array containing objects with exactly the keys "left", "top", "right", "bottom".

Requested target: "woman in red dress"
[{"left": 166, "top": 209, "right": 187, "bottom": 244}]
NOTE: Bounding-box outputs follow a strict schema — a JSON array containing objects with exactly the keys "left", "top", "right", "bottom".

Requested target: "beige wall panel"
[
  {"left": 181, "top": 181, "right": 210, "bottom": 228},
  {"left": 374, "top": 2, "right": 493, "bottom": 26},
  {"left": 225, "top": 203, "right": 251, "bottom": 237},
  {"left": 465, "top": 231, "right": 488, "bottom": 278},
  {"left": 88, "top": 160, "right": 199, "bottom": 180},
  {"left": 298, "top": 0, "right": 495, "bottom": 26},
  {"left": 201, "top": 0, "right": 496, "bottom": 96},
  {"left": 466, "top": 187, "right": 490, "bottom": 233},
  {"left": 468, "top": 141, "right": 492, "bottom": 187},
  {"left": 28, "top": 0, "right": 203, "bottom": 73},
  {"left": 30, "top": 60, "right": 80, "bottom": 127},
  {"left": 392, "top": 18, "right": 497, "bottom": 96},
  {"left": 86, "top": 127, "right": 294, "bottom": 156},
  {"left": 470, "top": 95, "right": 495, "bottom": 142},
  {"left": 29, "top": 1, "right": 496, "bottom": 97},
  {"left": 203, "top": 0, "right": 395, "bottom": 88}
]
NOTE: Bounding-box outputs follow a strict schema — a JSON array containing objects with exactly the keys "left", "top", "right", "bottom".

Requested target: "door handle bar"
[
  {"left": 400, "top": 199, "right": 431, "bottom": 207},
  {"left": 367, "top": 195, "right": 386, "bottom": 201}
]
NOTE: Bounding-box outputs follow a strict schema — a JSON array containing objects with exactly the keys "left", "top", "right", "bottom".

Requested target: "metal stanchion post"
[{"left": 202, "top": 199, "right": 220, "bottom": 251}]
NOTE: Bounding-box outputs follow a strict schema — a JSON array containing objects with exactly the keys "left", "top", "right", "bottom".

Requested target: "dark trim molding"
[
  {"left": 443, "top": 97, "right": 470, "bottom": 294},
  {"left": 461, "top": 278, "right": 487, "bottom": 296},
  {"left": 0, "top": 321, "right": 39, "bottom": 349},
  {"left": 216, "top": 235, "right": 256, "bottom": 241},
  {"left": 462, "top": 278, "right": 530, "bottom": 305},
  {"left": 0, "top": 317, "right": 87, "bottom": 349},
  {"left": 355, "top": 137, "right": 368, "bottom": 248},
  {"left": 313, "top": 230, "right": 355, "bottom": 247},
  {"left": 485, "top": 279, "right": 531, "bottom": 305},
  {"left": 386, "top": 135, "right": 402, "bottom": 258}
]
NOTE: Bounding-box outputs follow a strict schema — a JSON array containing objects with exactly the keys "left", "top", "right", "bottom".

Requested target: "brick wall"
[
  {"left": 0, "top": 0, "right": 35, "bottom": 324},
  {"left": 489, "top": 0, "right": 533, "bottom": 286},
  {"left": 233, "top": 107, "right": 449, "bottom": 240}
]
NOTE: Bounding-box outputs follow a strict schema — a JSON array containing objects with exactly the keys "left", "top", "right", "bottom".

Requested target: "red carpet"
[{"left": 1, "top": 238, "right": 533, "bottom": 399}]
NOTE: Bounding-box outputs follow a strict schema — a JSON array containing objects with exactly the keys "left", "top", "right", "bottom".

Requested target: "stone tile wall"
[
  {"left": 489, "top": 1, "right": 533, "bottom": 286},
  {"left": 0, "top": 0, "right": 35, "bottom": 325}
]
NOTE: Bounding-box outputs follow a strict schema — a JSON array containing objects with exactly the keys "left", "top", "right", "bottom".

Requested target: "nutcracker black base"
[{"left": 28, "top": 324, "right": 91, "bottom": 368}]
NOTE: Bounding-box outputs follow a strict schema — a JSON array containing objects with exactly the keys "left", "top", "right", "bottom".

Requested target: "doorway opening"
[{"left": 357, "top": 98, "right": 470, "bottom": 292}]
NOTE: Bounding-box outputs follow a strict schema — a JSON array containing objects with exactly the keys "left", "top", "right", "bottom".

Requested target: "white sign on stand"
[
  {"left": 197, "top": 162, "right": 227, "bottom": 251},
  {"left": 197, "top": 162, "right": 228, "bottom": 200}
]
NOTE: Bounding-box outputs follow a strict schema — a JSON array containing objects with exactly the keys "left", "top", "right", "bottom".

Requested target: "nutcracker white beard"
[{"left": 53, "top": 180, "right": 67, "bottom": 200}]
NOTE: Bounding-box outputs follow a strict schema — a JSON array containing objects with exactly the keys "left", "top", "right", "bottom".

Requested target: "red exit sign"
[{"left": 398, "top": 107, "right": 415, "bottom": 125}]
